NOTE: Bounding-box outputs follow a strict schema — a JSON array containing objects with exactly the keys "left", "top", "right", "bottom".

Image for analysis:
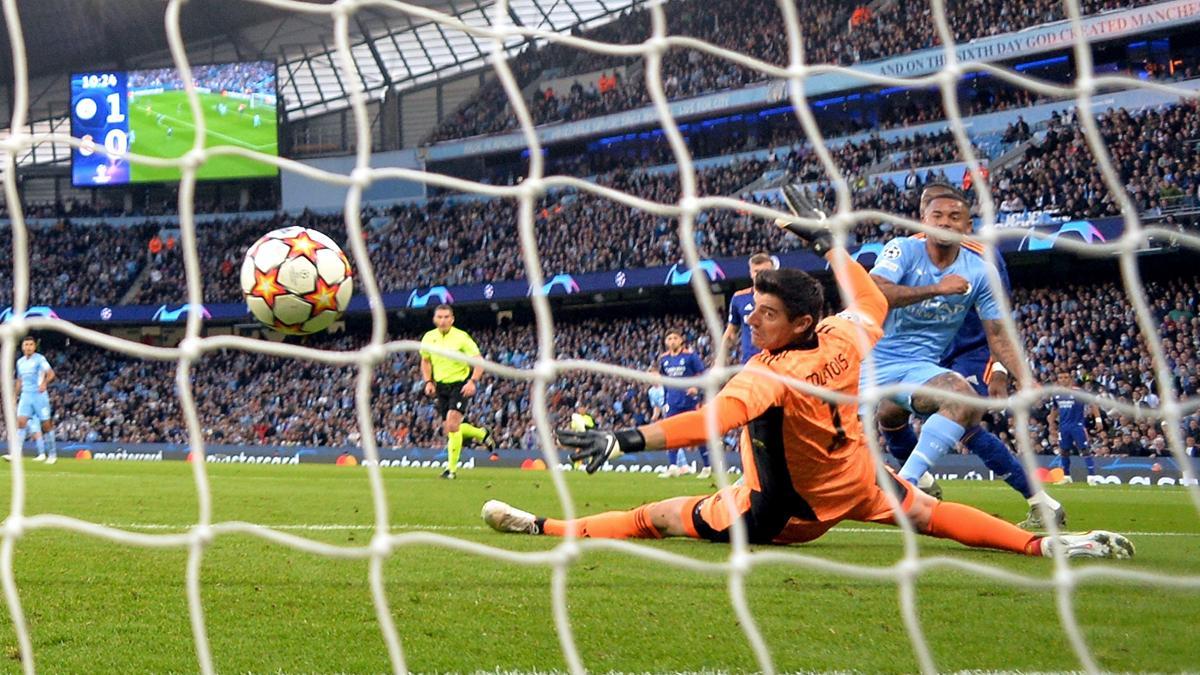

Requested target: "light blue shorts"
[
  {"left": 17, "top": 393, "right": 52, "bottom": 422},
  {"left": 860, "top": 359, "right": 955, "bottom": 413}
]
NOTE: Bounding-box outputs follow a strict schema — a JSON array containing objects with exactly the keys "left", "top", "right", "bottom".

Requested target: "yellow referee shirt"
[{"left": 420, "top": 326, "right": 481, "bottom": 383}]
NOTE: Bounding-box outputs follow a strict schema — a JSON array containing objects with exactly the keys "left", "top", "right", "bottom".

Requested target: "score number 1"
[{"left": 78, "top": 90, "right": 127, "bottom": 157}]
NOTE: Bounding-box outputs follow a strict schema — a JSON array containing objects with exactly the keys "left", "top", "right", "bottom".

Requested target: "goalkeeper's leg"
[
  {"left": 483, "top": 496, "right": 694, "bottom": 538},
  {"left": 861, "top": 471, "right": 1037, "bottom": 554},
  {"left": 862, "top": 469, "right": 1130, "bottom": 557},
  {"left": 485, "top": 486, "right": 790, "bottom": 543}
]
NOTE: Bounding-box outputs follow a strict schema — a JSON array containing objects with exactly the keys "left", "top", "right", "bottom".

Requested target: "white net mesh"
[{"left": 2, "top": 0, "right": 1200, "bottom": 672}]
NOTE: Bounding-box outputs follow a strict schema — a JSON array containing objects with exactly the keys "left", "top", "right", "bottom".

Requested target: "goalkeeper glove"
[
  {"left": 776, "top": 184, "right": 834, "bottom": 257},
  {"left": 556, "top": 428, "right": 646, "bottom": 474}
]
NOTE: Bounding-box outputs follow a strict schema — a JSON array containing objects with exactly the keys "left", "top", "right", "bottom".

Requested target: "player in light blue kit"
[
  {"left": 655, "top": 329, "right": 708, "bottom": 478},
  {"left": 8, "top": 336, "right": 58, "bottom": 464},
  {"left": 722, "top": 252, "right": 777, "bottom": 364},
  {"left": 1049, "top": 371, "right": 1098, "bottom": 485},
  {"left": 863, "top": 183, "right": 1062, "bottom": 527},
  {"left": 879, "top": 235, "right": 1065, "bottom": 529}
]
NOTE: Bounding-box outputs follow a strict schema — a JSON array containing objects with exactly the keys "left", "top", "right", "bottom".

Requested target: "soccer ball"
[{"left": 241, "top": 226, "right": 353, "bottom": 335}]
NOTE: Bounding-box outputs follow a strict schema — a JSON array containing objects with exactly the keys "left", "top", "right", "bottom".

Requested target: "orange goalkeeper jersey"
[
  {"left": 722, "top": 311, "right": 883, "bottom": 522},
  {"left": 658, "top": 252, "right": 888, "bottom": 522}
]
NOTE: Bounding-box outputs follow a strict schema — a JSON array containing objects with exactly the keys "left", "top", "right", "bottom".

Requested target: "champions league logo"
[
  {"left": 664, "top": 260, "right": 726, "bottom": 285},
  {"left": 153, "top": 304, "right": 211, "bottom": 322},
  {"left": 406, "top": 286, "right": 454, "bottom": 308},
  {"left": 1019, "top": 220, "right": 1107, "bottom": 252},
  {"left": 848, "top": 242, "right": 886, "bottom": 265},
  {"left": 531, "top": 274, "right": 580, "bottom": 296},
  {"left": 0, "top": 306, "right": 60, "bottom": 322}
]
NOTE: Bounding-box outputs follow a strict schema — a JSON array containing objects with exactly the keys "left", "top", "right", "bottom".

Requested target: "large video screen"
[{"left": 70, "top": 61, "right": 279, "bottom": 186}]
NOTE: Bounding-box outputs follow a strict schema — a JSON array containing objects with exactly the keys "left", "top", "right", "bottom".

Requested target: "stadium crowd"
[
  {"left": 1003, "top": 275, "right": 1200, "bottom": 459},
  {"left": 43, "top": 273, "right": 1200, "bottom": 460},
  {"left": 0, "top": 221, "right": 156, "bottom": 307},
  {"left": 0, "top": 192, "right": 280, "bottom": 220},
  {"left": 11, "top": 94, "right": 1200, "bottom": 310},
  {"left": 984, "top": 101, "right": 1200, "bottom": 220},
  {"left": 128, "top": 62, "right": 275, "bottom": 96},
  {"left": 51, "top": 313, "right": 711, "bottom": 450},
  {"left": 427, "top": 0, "right": 1159, "bottom": 143}
]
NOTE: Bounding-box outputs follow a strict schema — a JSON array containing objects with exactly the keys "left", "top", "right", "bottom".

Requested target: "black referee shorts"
[{"left": 434, "top": 380, "right": 470, "bottom": 419}]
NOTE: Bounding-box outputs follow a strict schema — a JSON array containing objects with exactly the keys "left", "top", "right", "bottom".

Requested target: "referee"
[{"left": 420, "top": 304, "right": 496, "bottom": 478}]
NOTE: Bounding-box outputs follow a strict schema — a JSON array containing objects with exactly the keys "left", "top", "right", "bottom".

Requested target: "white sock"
[{"left": 1027, "top": 491, "right": 1062, "bottom": 511}]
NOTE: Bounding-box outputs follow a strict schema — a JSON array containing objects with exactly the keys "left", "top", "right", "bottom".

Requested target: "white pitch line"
[
  {"left": 138, "top": 106, "right": 276, "bottom": 151},
  {"left": 93, "top": 523, "right": 1199, "bottom": 537}
]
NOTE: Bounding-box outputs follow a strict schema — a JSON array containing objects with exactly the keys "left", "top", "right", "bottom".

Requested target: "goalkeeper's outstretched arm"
[
  {"left": 774, "top": 184, "right": 887, "bottom": 329},
  {"left": 827, "top": 248, "right": 888, "bottom": 329},
  {"left": 558, "top": 397, "right": 754, "bottom": 473}
]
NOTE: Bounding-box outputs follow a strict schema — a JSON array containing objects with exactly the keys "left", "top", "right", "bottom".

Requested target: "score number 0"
[{"left": 78, "top": 91, "right": 128, "bottom": 157}]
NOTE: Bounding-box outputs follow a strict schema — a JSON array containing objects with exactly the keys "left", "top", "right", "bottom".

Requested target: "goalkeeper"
[{"left": 482, "top": 193, "right": 1133, "bottom": 559}]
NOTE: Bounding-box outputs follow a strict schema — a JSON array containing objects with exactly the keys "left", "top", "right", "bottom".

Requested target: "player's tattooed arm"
[
  {"left": 870, "top": 274, "right": 969, "bottom": 308},
  {"left": 982, "top": 318, "right": 1027, "bottom": 388}
]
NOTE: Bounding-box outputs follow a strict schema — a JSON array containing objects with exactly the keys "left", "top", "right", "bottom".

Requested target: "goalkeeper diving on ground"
[{"left": 482, "top": 187, "right": 1133, "bottom": 559}]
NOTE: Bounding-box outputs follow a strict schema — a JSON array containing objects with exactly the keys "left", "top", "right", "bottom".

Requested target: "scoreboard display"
[
  {"left": 71, "top": 72, "right": 131, "bottom": 185},
  {"left": 70, "top": 61, "right": 280, "bottom": 187}
]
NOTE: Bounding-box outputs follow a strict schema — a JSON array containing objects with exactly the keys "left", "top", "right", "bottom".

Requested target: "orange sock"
[
  {"left": 541, "top": 506, "right": 662, "bottom": 539},
  {"left": 926, "top": 501, "right": 1039, "bottom": 556}
]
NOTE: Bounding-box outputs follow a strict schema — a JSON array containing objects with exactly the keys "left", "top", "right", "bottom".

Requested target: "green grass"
[
  {"left": 128, "top": 90, "right": 278, "bottom": 182},
  {"left": 0, "top": 462, "right": 1196, "bottom": 673}
]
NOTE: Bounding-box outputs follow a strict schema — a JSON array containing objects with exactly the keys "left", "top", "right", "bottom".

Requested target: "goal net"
[{"left": 3, "top": 0, "right": 1199, "bottom": 672}]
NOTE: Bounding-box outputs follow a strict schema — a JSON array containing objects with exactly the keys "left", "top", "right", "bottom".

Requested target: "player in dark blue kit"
[
  {"left": 656, "top": 329, "right": 708, "bottom": 478},
  {"left": 1049, "top": 371, "right": 1098, "bottom": 484},
  {"left": 879, "top": 236, "right": 1065, "bottom": 529},
  {"left": 723, "top": 252, "right": 777, "bottom": 364}
]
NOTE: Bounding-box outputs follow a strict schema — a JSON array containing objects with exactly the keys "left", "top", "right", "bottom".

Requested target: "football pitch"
[
  {"left": 128, "top": 90, "right": 278, "bottom": 182},
  {"left": 0, "top": 462, "right": 1196, "bottom": 673}
]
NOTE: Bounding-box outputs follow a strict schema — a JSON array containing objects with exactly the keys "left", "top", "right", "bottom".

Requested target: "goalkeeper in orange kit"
[{"left": 482, "top": 189, "right": 1133, "bottom": 559}]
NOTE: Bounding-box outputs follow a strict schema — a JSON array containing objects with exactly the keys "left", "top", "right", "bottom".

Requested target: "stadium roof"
[
  {"left": 1, "top": 0, "right": 640, "bottom": 121},
  {"left": 0, "top": 0, "right": 639, "bottom": 166}
]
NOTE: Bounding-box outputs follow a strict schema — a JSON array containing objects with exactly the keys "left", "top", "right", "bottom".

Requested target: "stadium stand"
[
  {"left": 427, "top": 0, "right": 1162, "bottom": 143},
  {"left": 12, "top": 89, "right": 1200, "bottom": 310},
  {"left": 46, "top": 273, "right": 1200, "bottom": 457},
  {"left": 0, "top": 221, "right": 157, "bottom": 306}
]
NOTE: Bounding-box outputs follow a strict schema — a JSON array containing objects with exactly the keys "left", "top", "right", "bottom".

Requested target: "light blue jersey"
[
  {"left": 864, "top": 236, "right": 1003, "bottom": 411},
  {"left": 870, "top": 237, "right": 1003, "bottom": 364},
  {"left": 16, "top": 353, "right": 53, "bottom": 422},
  {"left": 17, "top": 353, "right": 52, "bottom": 395}
]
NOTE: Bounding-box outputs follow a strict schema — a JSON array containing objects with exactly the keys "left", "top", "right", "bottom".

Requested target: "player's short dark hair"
[
  {"left": 21, "top": 336, "right": 36, "bottom": 344},
  {"left": 434, "top": 304, "right": 454, "bottom": 314},
  {"left": 748, "top": 252, "right": 773, "bottom": 266},
  {"left": 920, "top": 181, "right": 970, "bottom": 213},
  {"left": 754, "top": 268, "right": 824, "bottom": 321},
  {"left": 666, "top": 328, "right": 686, "bottom": 341}
]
